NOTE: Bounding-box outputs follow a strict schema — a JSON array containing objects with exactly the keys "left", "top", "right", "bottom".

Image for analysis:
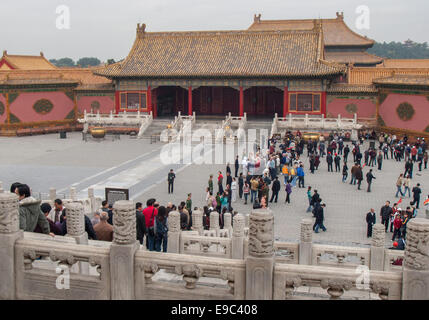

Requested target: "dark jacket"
[
  {"left": 272, "top": 180, "right": 281, "bottom": 193},
  {"left": 380, "top": 205, "right": 393, "bottom": 219},
  {"left": 226, "top": 175, "right": 233, "bottom": 188},
  {"left": 136, "top": 210, "right": 146, "bottom": 244},
  {"left": 366, "top": 171, "right": 375, "bottom": 183},
  {"left": 355, "top": 167, "right": 363, "bottom": 181},
  {"left": 366, "top": 212, "right": 376, "bottom": 225},
  {"left": 19, "top": 197, "right": 50, "bottom": 234},
  {"left": 315, "top": 206, "right": 324, "bottom": 224},
  {"left": 61, "top": 215, "right": 97, "bottom": 240}
]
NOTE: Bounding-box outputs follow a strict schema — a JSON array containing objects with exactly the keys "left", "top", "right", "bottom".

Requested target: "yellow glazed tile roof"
[
  {"left": 325, "top": 51, "right": 383, "bottom": 65},
  {"left": 248, "top": 13, "right": 374, "bottom": 47},
  {"left": 95, "top": 27, "right": 346, "bottom": 78},
  {"left": 1, "top": 51, "right": 57, "bottom": 70}
]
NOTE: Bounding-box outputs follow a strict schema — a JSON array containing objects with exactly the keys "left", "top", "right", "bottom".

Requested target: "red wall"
[
  {"left": 9, "top": 91, "right": 74, "bottom": 123},
  {"left": 0, "top": 94, "right": 7, "bottom": 123},
  {"left": 327, "top": 96, "right": 376, "bottom": 119},
  {"left": 379, "top": 93, "right": 429, "bottom": 132},
  {"left": 77, "top": 96, "right": 115, "bottom": 115}
]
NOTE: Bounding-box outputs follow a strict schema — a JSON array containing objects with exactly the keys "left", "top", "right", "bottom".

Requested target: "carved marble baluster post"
[
  {"left": 65, "top": 202, "right": 89, "bottom": 274},
  {"left": 49, "top": 188, "right": 56, "bottom": 202},
  {"left": 191, "top": 209, "right": 203, "bottom": 236},
  {"left": 69, "top": 187, "right": 77, "bottom": 202},
  {"left": 299, "top": 219, "right": 313, "bottom": 265},
  {"left": 224, "top": 212, "right": 232, "bottom": 238},
  {"left": 232, "top": 213, "right": 245, "bottom": 259},
  {"left": 210, "top": 211, "right": 220, "bottom": 237},
  {"left": 402, "top": 218, "right": 429, "bottom": 300},
  {"left": 167, "top": 211, "right": 181, "bottom": 254},
  {"left": 0, "top": 193, "right": 23, "bottom": 299},
  {"left": 370, "top": 224, "right": 385, "bottom": 271},
  {"left": 246, "top": 208, "right": 275, "bottom": 300},
  {"left": 110, "top": 200, "right": 138, "bottom": 300}
]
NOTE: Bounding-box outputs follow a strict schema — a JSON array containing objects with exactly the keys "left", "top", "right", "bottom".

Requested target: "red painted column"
[
  {"left": 115, "top": 91, "right": 120, "bottom": 114},
  {"left": 283, "top": 86, "right": 289, "bottom": 117},
  {"left": 188, "top": 86, "right": 193, "bottom": 116},
  {"left": 239, "top": 86, "right": 244, "bottom": 117},
  {"left": 147, "top": 85, "right": 152, "bottom": 114},
  {"left": 321, "top": 91, "right": 327, "bottom": 116},
  {"left": 152, "top": 88, "right": 157, "bottom": 118}
]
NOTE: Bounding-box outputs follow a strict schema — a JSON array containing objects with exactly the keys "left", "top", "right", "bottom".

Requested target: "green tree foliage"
[
  {"left": 50, "top": 58, "right": 76, "bottom": 67},
  {"left": 368, "top": 40, "right": 429, "bottom": 59},
  {"left": 76, "top": 57, "right": 101, "bottom": 67}
]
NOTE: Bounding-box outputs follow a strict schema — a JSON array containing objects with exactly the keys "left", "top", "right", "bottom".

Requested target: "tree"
[
  {"left": 54, "top": 58, "right": 75, "bottom": 67},
  {"left": 368, "top": 40, "right": 429, "bottom": 59},
  {"left": 76, "top": 57, "right": 101, "bottom": 67}
]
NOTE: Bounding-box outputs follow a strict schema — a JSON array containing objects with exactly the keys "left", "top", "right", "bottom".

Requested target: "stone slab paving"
[{"left": 1, "top": 133, "right": 428, "bottom": 249}]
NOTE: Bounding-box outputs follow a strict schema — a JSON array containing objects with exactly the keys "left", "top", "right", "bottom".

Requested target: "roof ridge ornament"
[
  {"left": 336, "top": 12, "right": 344, "bottom": 20},
  {"left": 2, "top": 50, "right": 7, "bottom": 57},
  {"left": 254, "top": 14, "right": 262, "bottom": 23},
  {"left": 137, "top": 23, "right": 146, "bottom": 37}
]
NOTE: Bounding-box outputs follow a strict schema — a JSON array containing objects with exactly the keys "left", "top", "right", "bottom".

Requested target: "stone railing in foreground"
[
  {"left": 77, "top": 110, "right": 153, "bottom": 138},
  {"left": 3, "top": 194, "right": 429, "bottom": 300},
  {"left": 272, "top": 113, "right": 363, "bottom": 140},
  {"left": 215, "top": 112, "right": 247, "bottom": 143}
]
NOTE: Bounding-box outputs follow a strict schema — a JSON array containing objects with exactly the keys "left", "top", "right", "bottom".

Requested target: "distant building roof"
[
  {"left": 0, "top": 51, "right": 57, "bottom": 70},
  {"left": 348, "top": 67, "right": 429, "bottom": 85},
  {"left": 95, "top": 24, "right": 345, "bottom": 79},
  {"left": 378, "top": 59, "right": 429, "bottom": 69},
  {"left": 325, "top": 51, "right": 383, "bottom": 66},
  {"left": 328, "top": 83, "right": 378, "bottom": 93},
  {"left": 0, "top": 68, "right": 112, "bottom": 89},
  {"left": 373, "top": 74, "right": 429, "bottom": 88},
  {"left": 248, "top": 12, "right": 375, "bottom": 47}
]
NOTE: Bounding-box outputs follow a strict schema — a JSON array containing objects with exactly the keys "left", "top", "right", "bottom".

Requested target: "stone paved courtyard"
[{"left": 1, "top": 131, "right": 428, "bottom": 248}]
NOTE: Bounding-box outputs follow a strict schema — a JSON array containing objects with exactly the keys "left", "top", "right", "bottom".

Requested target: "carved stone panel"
[
  {"left": 0, "top": 193, "right": 19, "bottom": 234},
  {"left": 248, "top": 209, "right": 274, "bottom": 258},
  {"left": 65, "top": 202, "right": 85, "bottom": 236},
  {"left": 233, "top": 214, "right": 245, "bottom": 237},
  {"left": 300, "top": 219, "right": 313, "bottom": 243},
  {"left": 112, "top": 200, "right": 136, "bottom": 245},
  {"left": 404, "top": 219, "right": 429, "bottom": 271},
  {"left": 371, "top": 224, "right": 386, "bottom": 248},
  {"left": 167, "top": 211, "right": 181, "bottom": 233}
]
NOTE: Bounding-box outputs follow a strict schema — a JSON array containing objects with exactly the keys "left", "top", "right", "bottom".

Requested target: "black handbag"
[{"left": 148, "top": 208, "right": 155, "bottom": 237}]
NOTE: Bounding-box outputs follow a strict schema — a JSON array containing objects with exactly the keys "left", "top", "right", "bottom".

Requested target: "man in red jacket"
[{"left": 142, "top": 198, "right": 158, "bottom": 251}]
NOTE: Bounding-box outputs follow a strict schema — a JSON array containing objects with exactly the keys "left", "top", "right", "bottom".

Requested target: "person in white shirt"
[{"left": 231, "top": 178, "right": 237, "bottom": 202}]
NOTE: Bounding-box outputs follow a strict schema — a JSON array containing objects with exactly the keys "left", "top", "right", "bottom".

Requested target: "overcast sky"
[{"left": 0, "top": 0, "right": 426, "bottom": 62}]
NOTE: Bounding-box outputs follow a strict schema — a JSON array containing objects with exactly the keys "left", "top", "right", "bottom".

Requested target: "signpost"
[{"left": 105, "top": 187, "right": 129, "bottom": 206}]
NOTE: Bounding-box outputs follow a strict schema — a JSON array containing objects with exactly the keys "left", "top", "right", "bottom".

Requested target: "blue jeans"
[
  {"left": 244, "top": 193, "right": 249, "bottom": 203},
  {"left": 306, "top": 198, "right": 312, "bottom": 212},
  {"left": 147, "top": 234, "right": 155, "bottom": 251},
  {"left": 395, "top": 186, "right": 404, "bottom": 197},
  {"left": 342, "top": 174, "right": 348, "bottom": 182},
  {"left": 314, "top": 223, "right": 326, "bottom": 233},
  {"left": 251, "top": 190, "right": 257, "bottom": 203},
  {"left": 350, "top": 175, "right": 356, "bottom": 185},
  {"left": 404, "top": 186, "right": 410, "bottom": 197},
  {"left": 155, "top": 233, "right": 168, "bottom": 252}
]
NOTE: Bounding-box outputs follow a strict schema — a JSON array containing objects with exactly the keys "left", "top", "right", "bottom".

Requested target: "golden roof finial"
[
  {"left": 2, "top": 50, "right": 7, "bottom": 57},
  {"left": 254, "top": 14, "right": 262, "bottom": 23},
  {"left": 336, "top": 12, "right": 344, "bottom": 20}
]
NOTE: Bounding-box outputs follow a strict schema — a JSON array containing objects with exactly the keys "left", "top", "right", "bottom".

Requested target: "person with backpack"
[
  {"left": 154, "top": 206, "right": 168, "bottom": 252},
  {"left": 143, "top": 198, "right": 158, "bottom": 251}
]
